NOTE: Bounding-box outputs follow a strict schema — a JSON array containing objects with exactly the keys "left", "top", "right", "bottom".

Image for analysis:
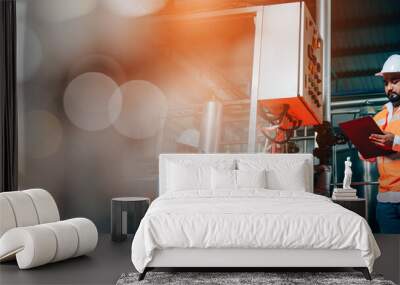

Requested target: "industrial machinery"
[
  {"left": 257, "top": 2, "right": 323, "bottom": 127},
  {"left": 162, "top": 2, "right": 325, "bottom": 154},
  {"left": 254, "top": 2, "right": 324, "bottom": 153}
]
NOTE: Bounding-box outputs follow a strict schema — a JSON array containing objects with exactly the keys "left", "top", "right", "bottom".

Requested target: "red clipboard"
[{"left": 339, "top": 116, "right": 396, "bottom": 159}]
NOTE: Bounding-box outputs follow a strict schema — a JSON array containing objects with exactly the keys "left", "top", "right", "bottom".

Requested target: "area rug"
[{"left": 116, "top": 271, "right": 396, "bottom": 285}]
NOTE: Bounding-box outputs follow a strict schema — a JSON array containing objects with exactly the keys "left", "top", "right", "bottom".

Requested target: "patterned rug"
[{"left": 116, "top": 271, "right": 396, "bottom": 285}]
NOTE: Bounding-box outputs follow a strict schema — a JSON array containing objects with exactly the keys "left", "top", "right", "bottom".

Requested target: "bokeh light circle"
[
  {"left": 26, "top": 110, "right": 63, "bottom": 159},
  {"left": 64, "top": 72, "right": 122, "bottom": 131},
  {"left": 101, "top": 0, "right": 167, "bottom": 17},
  {"left": 32, "top": 0, "right": 98, "bottom": 22},
  {"left": 112, "top": 80, "right": 168, "bottom": 139}
]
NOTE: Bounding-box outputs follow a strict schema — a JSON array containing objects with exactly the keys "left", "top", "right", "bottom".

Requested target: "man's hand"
[
  {"left": 358, "top": 151, "right": 377, "bottom": 163},
  {"left": 369, "top": 131, "right": 395, "bottom": 150}
]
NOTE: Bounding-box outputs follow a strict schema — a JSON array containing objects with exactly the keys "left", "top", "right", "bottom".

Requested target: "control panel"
[
  {"left": 257, "top": 2, "right": 323, "bottom": 126},
  {"left": 301, "top": 4, "right": 323, "bottom": 122}
]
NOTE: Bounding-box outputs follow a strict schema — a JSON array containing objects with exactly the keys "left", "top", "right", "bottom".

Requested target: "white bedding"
[{"left": 131, "top": 190, "right": 380, "bottom": 273}]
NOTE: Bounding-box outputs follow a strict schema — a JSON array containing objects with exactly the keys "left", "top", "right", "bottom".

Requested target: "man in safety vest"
[{"left": 365, "top": 54, "right": 400, "bottom": 233}]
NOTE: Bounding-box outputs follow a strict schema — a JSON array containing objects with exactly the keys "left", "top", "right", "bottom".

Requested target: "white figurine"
[{"left": 343, "top": 157, "right": 355, "bottom": 190}]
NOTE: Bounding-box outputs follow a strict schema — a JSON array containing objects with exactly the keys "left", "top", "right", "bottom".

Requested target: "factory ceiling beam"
[
  {"left": 332, "top": 43, "right": 400, "bottom": 57},
  {"left": 333, "top": 12, "right": 400, "bottom": 31},
  {"left": 334, "top": 68, "right": 381, "bottom": 79},
  {"left": 167, "top": 0, "right": 297, "bottom": 11},
  {"left": 161, "top": 0, "right": 316, "bottom": 17}
]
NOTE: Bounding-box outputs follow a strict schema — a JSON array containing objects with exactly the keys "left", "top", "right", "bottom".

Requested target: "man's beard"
[{"left": 387, "top": 92, "right": 400, "bottom": 107}]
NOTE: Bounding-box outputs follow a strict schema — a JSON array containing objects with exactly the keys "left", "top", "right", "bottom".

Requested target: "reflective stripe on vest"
[{"left": 373, "top": 108, "right": 400, "bottom": 195}]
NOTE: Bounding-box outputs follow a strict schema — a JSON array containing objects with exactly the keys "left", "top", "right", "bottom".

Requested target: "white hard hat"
[
  {"left": 375, "top": 54, "right": 400, "bottom": 76},
  {"left": 177, "top": 129, "right": 200, "bottom": 148}
]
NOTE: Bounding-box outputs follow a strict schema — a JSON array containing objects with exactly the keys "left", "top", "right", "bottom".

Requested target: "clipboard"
[{"left": 339, "top": 116, "right": 396, "bottom": 159}]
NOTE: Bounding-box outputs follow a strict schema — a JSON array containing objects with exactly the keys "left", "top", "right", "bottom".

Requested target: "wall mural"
[
  {"left": 17, "top": 0, "right": 387, "bottom": 234},
  {"left": 16, "top": 0, "right": 256, "bottom": 232}
]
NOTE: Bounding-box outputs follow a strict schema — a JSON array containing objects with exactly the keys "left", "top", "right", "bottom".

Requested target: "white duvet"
[{"left": 131, "top": 189, "right": 380, "bottom": 273}]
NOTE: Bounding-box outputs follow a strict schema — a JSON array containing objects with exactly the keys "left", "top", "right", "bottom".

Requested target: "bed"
[{"left": 131, "top": 153, "right": 380, "bottom": 280}]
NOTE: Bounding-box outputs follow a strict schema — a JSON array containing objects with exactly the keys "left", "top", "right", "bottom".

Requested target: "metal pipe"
[
  {"left": 331, "top": 97, "right": 387, "bottom": 109},
  {"left": 223, "top": 99, "right": 250, "bottom": 106},
  {"left": 332, "top": 144, "right": 337, "bottom": 187},
  {"left": 290, "top": 136, "right": 315, "bottom": 141},
  {"left": 303, "top": 126, "right": 308, "bottom": 152},
  {"left": 317, "top": 0, "right": 332, "bottom": 122},
  {"left": 362, "top": 161, "right": 373, "bottom": 222},
  {"left": 331, "top": 109, "right": 361, "bottom": 115},
  {"left": 247, "top": 8, "right": 264, "bottom": 153},
  {"left": 332, "top": 181, "right": 379, "bottom": 186},
  {"left": 199, "top": 101, "right": 223, "bottom": 153}
]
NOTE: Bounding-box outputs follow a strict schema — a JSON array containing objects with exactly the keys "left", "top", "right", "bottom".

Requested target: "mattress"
[{"left": 131, "top": 189, "right": 380, "bottom": 273}]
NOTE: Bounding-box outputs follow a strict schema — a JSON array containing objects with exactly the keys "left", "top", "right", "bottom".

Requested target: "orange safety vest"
[{"left": 373, "top": 105, "right": 400, "bottom": 193}]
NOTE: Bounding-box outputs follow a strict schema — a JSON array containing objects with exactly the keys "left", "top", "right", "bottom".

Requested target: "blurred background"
[{"left": 16, "top": 0, "right": 400, "bottom": 232}]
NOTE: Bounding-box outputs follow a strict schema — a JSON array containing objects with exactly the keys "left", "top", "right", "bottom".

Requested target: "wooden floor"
[{"left": 0, "top": 234, "right": 399, "bottom": 285}]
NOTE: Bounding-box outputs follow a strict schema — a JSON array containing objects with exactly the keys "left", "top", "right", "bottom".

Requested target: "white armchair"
[{"left": 0, "top": 189, "right": 98, "bottom": 269}]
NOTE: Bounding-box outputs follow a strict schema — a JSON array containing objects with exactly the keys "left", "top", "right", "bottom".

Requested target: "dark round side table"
[{"left": 111, "top": 197, "right": 150, "bottom": 242}]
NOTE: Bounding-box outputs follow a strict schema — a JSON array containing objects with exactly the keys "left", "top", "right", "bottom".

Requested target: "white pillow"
[
  {"left": 167, "top": 162, "right": 211, "bottom": 191},
  {"left": 211, "top": 168, "right": 267, "bottom": 190},
  {"left": 236, "top": 169, "right": 267, "bottom": 189},
  {"left": 266, "top": 162, "right": 307, "bottom": 191},
  {"left": 238, "top": 159, "right": 308, "bottom": 191},
  {"left": 211, "top": 168, "right": 236, "bottom": 190}
]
